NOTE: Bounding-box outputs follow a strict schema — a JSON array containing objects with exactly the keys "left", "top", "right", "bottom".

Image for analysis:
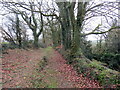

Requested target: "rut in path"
[{"left": 2, "top": 48, "right": 101, "bottom": 88}]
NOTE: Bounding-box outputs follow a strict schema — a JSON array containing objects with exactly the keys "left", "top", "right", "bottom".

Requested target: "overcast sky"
[{"left": 0, "top": 0, "right": 119, "bottom": 42}]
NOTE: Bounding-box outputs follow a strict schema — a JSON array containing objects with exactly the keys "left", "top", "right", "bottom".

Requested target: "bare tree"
[
  {"left": 0, "top": 1, "right": 44, "bottom": 48},
  {"left": 1, "top": 13, "right": 28, "bottom": 48},
  {"left": 55, "top": 0, "right": 120, "bottom": 57},
  {"left": 0, "top": 0, "right": 120, "bottom": 54}
]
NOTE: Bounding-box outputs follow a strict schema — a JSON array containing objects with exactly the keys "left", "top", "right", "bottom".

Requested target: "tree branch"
[{"left": 83, "top": 26, "right": 120, "bottom": 36}]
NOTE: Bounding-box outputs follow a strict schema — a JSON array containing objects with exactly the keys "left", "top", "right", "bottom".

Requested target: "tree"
[
  {"left": 105, "top": 29, "right": 120, "bottom": 53},
  {"left": 46, "top": 17, "right": 61, "bottom": 47},
  {"left": 1, "top": 1, "right": 44, "bottom": 48},
  {"left": 80, "top": 37, "right": 93, "bottom": 59},
  {"left": 55, "top": 0, "right": 120, "bottom": 58},
  {"left": 1, "top": 0, "right": 120, "bottom": 57},
  {"left": 15, "top": 14, "right": 22, "bottom": 48},
  {"left": 20, "top": 2, "right": 44, "bottom": 48},
  {"left": 1, "top": 13, "right": 28, "bottom": 48}
]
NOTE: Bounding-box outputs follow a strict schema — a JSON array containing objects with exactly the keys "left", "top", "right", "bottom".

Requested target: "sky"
[{"left": 0, "top": 0, "right": 119, "bottom": 42}]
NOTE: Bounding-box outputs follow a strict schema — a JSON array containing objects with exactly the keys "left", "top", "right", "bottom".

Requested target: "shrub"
[
  {"left": 89, "top": 60, "right": 120, "bottom": 86},
  {"left": 58, "top": 47, "right": 120, "bottom": 86},
  {"left": 1, "top": 43, "right": 19, "bottom": 50},
  {"left": 73, "top": 58, "right": 120, "bottom": 86},
  {"left": 93, "top": 53, "right": 120, "bottom": 71}
]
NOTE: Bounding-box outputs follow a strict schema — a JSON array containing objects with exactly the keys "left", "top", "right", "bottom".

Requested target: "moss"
[
  {"left": 89, "top": 60, "right": 105, "bottom": 70},
  {"left": 73, "top": 58, "right": 90, "bottom": 75},
  {"left": 72, "top": 58, "right": 120, "bottom": 86},
  {"left": 88, "top": 60, "right": 120, "bottom": 85},
  {"left": 97, "top": 71, "right": 107, "bottom": 84}
]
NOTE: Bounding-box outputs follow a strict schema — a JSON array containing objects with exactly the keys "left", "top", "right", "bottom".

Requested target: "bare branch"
[{"left": 83, "top": 26, "right": 120, "bottom": 36}]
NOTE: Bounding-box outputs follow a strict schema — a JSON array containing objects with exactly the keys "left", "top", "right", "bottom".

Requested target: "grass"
[
  {"left": 0, "top": 42, "right": 9, "bottom": 44},
  {"left": 89, "top": 60, "right": 105, "bottom": 71},
  {"left": 45, "top": 46, "right": 52, "bottom": 51},
  {"left": 89, "top": 60, "right": 120, "bottom": 85},
  {"left": 72, "top": 58, "right": 120, "bottom": 86},
  {"left": 30, "top": 47, "right": 58, "bottom": 88},
  {"left": 31, "top": 63, "right": 58, "bottom": 88},
  {"left": 30, "top": 61, "right": 47, "bottom": 88}
]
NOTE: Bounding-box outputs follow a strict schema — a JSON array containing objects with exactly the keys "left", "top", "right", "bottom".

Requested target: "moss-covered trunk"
[
  {"left": 33, "top": 32, "right": 39, "bottom": 48},
  {"left": 56, "top": 2, "right": 87, "bottom": 60}
]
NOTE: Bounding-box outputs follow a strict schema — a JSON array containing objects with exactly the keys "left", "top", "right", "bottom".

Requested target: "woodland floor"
[{"left": 1, "top": 47, "right": 102, "bottom": 88}]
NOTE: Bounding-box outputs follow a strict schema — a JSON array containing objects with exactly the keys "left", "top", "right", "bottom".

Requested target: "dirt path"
[
  {"left": 1, "top": 47, "right": 101, "bottom": 88},
  {"left": 2, "top": 49, "right": 44, "bottom": 88},
  {"left": 39, "top": 48, "right": 101, "bottom": 88}
]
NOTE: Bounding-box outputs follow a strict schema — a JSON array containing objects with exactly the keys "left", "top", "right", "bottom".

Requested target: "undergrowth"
[
  {"left": 59, "top": 48, "right": 120, "bottom": 87},
  {"left": 73, "top": 58, "right": 120, "bottom": 86}
]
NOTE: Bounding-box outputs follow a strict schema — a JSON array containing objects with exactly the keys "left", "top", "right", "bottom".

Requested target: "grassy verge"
[
  {"left": 72, "top": 58, "right": 120, "bottom": 87},
  {"left": 30, "top": 47, "right": 58, "bottom": 88},
  {"left": 31, "top": 68, "right": 58, "bottom": 88}
]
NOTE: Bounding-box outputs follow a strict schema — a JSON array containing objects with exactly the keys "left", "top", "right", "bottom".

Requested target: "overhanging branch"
[{"left": 83, "top": 26, "right": 120, "bottom": 36}]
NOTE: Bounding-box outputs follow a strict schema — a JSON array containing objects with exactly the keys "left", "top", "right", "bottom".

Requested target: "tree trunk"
[
  {"left": 56, "top": 2, "right": 86, "bottom": 59},
  {"left": 16, "top": 14, "right": 22, "bottom": 48},
  {"left": 34, "top": 35, "right": 39, "bottom": 48},
  {"left": 33, "top": 31, "right": 39, "bottom": 48},
  {"left": 42, "top": 32, "right": 45, "bottom": 44},
  {"left": 56, "top": 2, "right": 72, "bottom": 50}
]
